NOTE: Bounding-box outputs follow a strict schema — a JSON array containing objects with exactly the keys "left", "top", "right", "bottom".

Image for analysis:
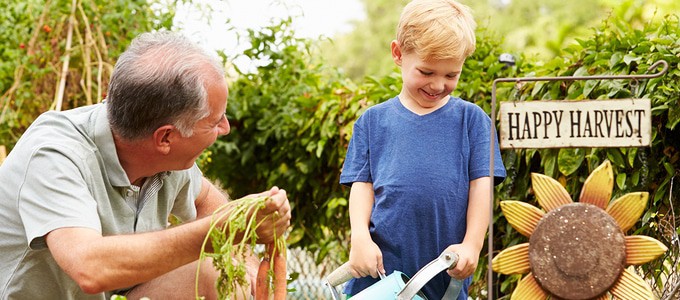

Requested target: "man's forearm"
[{"left": 47, "top": 216, "right": 214, "bottom": 294}]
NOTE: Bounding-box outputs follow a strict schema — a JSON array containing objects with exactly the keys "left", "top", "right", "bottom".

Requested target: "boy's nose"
[{"left": 429, "top": 79, "right": 446, "bottom": 92}]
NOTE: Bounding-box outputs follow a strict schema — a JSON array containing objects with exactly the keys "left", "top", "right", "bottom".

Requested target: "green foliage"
[
  {"left": 320, "top": 0, "right": 680, "bottom": 80},
  {"left": 206, "top": 17, "right": 359, "bottom": 257},
  {"left": 317, "top": 0, "right": 409, "bottom": 80},
  {"left": 471, "top": 0, "right": 606, "bottom": 59},
  {"left": 0, "top": 0, "right": 177, "bottom": 148}
]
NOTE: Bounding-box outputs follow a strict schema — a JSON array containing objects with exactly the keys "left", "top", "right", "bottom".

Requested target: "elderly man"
[{"left": 0, "top": 31, "right": 291, "bottom": 299}]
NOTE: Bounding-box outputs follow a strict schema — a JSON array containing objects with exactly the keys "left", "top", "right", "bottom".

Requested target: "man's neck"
[{"left": 112, "top": 133, "right": 159, "bottom": 186}]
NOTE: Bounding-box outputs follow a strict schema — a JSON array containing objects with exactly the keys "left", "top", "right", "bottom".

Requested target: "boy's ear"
[
  {"left": 391, "top": 40, "right": 402, "bottom": 66},
  {"left": 153, "top": 124, "right": 175, "bottom": 155}
]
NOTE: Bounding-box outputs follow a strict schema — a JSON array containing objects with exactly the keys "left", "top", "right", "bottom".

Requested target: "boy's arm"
[
  {"left": 446, "top": 176, "right": 492, "bottom": 279},
  {"left": 348, "top": 181, "right": 385, "bottom": 277},
  {"left": 349, "top": 182, "right": 375, "bottom": 241}
]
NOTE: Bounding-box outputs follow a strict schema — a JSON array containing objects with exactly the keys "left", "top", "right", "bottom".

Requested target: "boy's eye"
[
  {"left": 419, "top": 70, "right": 433, "bottom": 75},
  {"left": 446, "top": 73, "right": 459, "bottom": 79}
]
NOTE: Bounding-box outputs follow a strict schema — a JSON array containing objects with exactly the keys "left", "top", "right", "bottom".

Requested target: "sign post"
[{"left": 486, "top": 60, "right": 669, "bottom": 299}]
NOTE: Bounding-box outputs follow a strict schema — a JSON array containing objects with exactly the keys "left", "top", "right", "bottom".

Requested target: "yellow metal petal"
[
  {"left": 625, "top": 235, "right": 668, "bottom": 265},
  {"left": 501, "top": 201, "right": 545, "bottom": 237},
  {"left": 606, "top": 192, "right": 649, "bottom": 233},
  {"left": 580, "top": 160, "right": 613, "bottom": 209},
  {"left": 492, "top": 243, "right": 530, "bottom": 275},
  {"left": 511, "top": 273, "right": 548, "bottom": 300},
  {"left": 531, "top": 173, "right": 572, "bottom": 212},
  {"left": 609, "top": 268, "right": 655, "bottom": 300}
]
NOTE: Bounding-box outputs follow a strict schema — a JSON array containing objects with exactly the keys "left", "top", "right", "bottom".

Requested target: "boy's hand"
[
  {"left": 348, "top": 235, "right": 385, "bottom": 279},
  {"left": 444, "top": 243, "right": 480, "bottom": 280}
]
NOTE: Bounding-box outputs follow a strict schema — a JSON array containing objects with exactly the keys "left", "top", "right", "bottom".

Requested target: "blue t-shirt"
[{"left": 339, "top": 96, "right": 506, "bottom": 299}]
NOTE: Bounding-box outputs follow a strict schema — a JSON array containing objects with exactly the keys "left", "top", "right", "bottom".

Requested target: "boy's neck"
[{"left": 398, "top": 93, "right": 450, "bottom": 116}]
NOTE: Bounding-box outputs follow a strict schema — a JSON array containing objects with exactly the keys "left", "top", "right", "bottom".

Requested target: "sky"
[{"left": 175, "top": 0, "right": 365, "bottom": 69}]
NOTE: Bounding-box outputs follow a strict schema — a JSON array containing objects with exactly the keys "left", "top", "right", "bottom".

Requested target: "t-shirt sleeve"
[
  {"left": 339, "top": 114, "right": 372, "bottom": 186},
  {"left": 169, "top": 163, "right": 203, "bottom": 221},
  {"left": 19, "top": 148, "right": 102, "bottom": 250},
  {"left": 468, "top": 106, "right": 507, "bottom": 185}
]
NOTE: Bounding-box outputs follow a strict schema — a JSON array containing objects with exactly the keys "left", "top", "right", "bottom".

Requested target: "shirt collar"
[{"left": 93, "top": 103, "right": 130, "bottom": 187}]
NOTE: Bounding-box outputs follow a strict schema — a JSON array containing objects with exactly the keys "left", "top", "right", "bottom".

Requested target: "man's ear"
[
  {"left": 391, "top": 40, "right": 402, "bottom": 66},
  {"left": 153, "top": 125, "right": 175, "bottom": 155}
]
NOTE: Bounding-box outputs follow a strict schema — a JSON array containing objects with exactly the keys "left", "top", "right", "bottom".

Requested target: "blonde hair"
[{"left": 396, "top": 0, "right": 477, "bottom": 60}]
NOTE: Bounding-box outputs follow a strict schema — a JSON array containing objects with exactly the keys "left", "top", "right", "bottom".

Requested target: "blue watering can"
[{"left": 325, "top": 251, "right": 462, "bottom": 300}]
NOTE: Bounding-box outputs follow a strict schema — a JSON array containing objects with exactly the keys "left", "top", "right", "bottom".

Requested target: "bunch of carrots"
[
  {"left": 197, "top": 196, "right": 287, "bottom": 300},
  {"left": 255, "top": 238, "right": 287, "bottom": 299}
]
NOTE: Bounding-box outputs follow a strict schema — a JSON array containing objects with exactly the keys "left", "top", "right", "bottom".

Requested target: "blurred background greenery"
[{"left": 320, "top": 0, "right": 680, "bottom": 80}]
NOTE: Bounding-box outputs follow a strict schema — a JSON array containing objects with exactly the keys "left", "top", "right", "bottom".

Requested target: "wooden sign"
[{"left": 499, "top": 99, "right": 651, "bottom": 149}]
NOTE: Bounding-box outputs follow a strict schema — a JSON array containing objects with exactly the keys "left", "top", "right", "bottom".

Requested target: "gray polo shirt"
[{"left": 0, "top": 104, "right": 203, "bottom": 299}]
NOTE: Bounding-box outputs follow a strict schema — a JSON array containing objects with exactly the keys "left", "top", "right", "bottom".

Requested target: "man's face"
[
  {"left": 392, "top": 43, "right": 465, "bottom": 110},
  {"left": 172, "top": 75, "right": 230, "bottom": 169}
]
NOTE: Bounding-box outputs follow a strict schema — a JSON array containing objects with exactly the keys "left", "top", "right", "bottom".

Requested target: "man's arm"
[
  {"left": 46, "top": 178, "right": 290, "bottom": 294},
  {"left": 195, "top": 177, "right": 229, "bottom": 218},
  {"left": 46, "top": 217, "right": 214, "bottom": 293}
]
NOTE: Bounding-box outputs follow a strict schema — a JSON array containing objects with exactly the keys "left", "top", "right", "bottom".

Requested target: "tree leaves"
[{"left": 558, "top": 148, "right": 585, "bottom": 176}]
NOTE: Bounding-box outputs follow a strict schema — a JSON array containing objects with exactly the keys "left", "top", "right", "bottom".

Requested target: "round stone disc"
[{"left": 529, "top": 203, "right": 625, "bottom": 300}]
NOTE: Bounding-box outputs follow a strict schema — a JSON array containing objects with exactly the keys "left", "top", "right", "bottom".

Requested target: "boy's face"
[{"left": 391, "top": 41, "right": 464, "bottom": 111}]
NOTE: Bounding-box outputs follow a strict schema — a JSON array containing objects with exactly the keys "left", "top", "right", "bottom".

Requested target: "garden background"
[{"left": 1, "top": 0, "right": 679, "bottom": 298}]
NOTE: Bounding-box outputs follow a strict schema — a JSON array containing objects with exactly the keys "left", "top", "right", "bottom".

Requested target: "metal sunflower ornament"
[{"left": 492, "top": 160, "right": 668, "bottom": 300}]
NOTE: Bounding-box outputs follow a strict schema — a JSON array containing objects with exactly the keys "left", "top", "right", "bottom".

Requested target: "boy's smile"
[{"left": 391, "top": 41, "right": 465, "bottom": 115}]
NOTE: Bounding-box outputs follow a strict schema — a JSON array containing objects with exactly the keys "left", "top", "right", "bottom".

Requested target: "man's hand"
[{"left": 253, "top": 186, "right": 291, "bottom": 244}]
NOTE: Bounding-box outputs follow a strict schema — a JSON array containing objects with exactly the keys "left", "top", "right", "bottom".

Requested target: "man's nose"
[{"left": 219, "top": 117, "right": 230, "bottom": 136}]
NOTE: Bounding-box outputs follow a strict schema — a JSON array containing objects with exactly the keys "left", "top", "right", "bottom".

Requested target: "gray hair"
[{"left": 106, "top": 31, "right": 225, "bottom": 140}]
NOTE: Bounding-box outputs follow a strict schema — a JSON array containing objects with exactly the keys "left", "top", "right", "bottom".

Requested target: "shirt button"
[{"left": 126, "top": 190, "right": 134, "bottom": 197}]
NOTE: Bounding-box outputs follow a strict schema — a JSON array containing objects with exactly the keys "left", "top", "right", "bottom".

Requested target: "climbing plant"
[{"left": 0, "top": 0, "right": 178, "bottom": 148}]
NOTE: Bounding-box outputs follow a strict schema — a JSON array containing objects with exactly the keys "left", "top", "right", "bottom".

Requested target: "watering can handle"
[
  {"left": 325, "top": 262, "right": 386, "bottom": 299},
  {"left": 325, "top": 262, "right": 353, "bottom": 300},
  {"left": 326, "top": 261, "right": 354, "bottom": 287},
  {"left": 396, "top": 251, "right": 459, "bottom": 300}
]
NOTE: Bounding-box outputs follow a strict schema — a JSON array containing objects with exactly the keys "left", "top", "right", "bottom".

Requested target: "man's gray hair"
[{"left": 107, "top": 31, "right": 225, "bottom": 140}]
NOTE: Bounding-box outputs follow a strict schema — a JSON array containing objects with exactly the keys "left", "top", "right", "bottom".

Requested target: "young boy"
[{"left": 339, "top": 0, "right": 506, "bottom": 299}]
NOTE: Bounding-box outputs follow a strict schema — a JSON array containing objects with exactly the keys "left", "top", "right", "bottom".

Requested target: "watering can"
[{"left": 325, "top": 251, "right": 462, "bottom": 300}]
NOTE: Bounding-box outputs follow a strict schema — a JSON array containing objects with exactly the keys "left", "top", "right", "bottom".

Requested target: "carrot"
[
  {"left": 255, "top": 253, "right": 270, "bottom": 300},
  {"left": 270, "top": 241, "right": 287, "bottom": 300}
]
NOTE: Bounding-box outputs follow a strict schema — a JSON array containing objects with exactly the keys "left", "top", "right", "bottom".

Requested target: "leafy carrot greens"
[{"left": 196, "top": 195, "right": 287, "bottom": 300}]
